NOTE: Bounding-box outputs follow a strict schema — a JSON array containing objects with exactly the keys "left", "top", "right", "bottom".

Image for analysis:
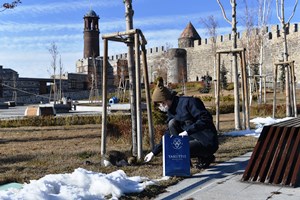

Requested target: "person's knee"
[
  {"left": 168, "top": 119, "right": 182, "bottom": 135},
  {"left": 168, "top": 119, "right": 176, "bottom": 128}
]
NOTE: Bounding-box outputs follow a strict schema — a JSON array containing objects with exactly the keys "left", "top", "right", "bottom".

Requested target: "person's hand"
[
  {"left": 179, "top": 131, "right": 188, "bottom": 137},
  {"left": 144, "top": 152, "right": 154, "bottom": 162}
]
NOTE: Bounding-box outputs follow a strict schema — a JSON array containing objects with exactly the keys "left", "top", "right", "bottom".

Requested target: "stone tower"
[
  {"left": 83, "top": 10, "right": 100, "bottom": 58},
  {"left": 167, "top": 48, "right": 187, "bottom": 84},
  {"left": 178, "top": 22, "right": 201, "bottom": 48}
]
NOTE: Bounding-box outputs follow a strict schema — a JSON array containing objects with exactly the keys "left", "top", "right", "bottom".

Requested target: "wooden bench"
[{"left": 242, "top": 117, "right": 300, "bottom": 187}]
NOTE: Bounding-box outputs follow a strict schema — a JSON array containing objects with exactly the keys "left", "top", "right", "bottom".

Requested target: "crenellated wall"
[
  {"left": 108, "top": 46, "right": 166, "bottom": 61},
  {"left": 107, "top": 23, "right": 300, "bottom": 84},
  {"left": 187, "top": 23, "right": 300, "bottom": 82}
]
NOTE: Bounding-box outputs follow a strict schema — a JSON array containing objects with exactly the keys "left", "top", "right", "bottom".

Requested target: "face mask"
[{"left": 158, "top": 103, "right": 169, "bottom": 112}]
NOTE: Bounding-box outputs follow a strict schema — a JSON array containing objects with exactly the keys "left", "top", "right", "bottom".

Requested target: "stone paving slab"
[{"left": 156, "top": 152, "right": 300, "bottom": 200}]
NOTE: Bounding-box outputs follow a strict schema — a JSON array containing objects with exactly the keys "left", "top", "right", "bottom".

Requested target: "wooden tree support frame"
[
  {"left": 273, "top": 61, "right": 297, "bottom": 118},
  {"left": 101, "top": 29, "right": 155, "bottom": 160},
  {"left": 251, "top": 75, "right": 267, "bottom": 105},
  {"left": 215, "top": 48, "right": 250, "bottom": 131},
  {"left": 117, "top": 78, "right": 129, "bottom": 103}
]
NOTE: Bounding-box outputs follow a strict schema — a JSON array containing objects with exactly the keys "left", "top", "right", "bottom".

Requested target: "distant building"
[
  {"left": 0, "top": 10, "right": 107, "bottom": 104},
  {"left": 76, "top": 9, "right": 101, "bottom": 90},
  {"left": 0, "top": 65, "right": 90, "bottom": 104},
  {"left": 109, "top": 22, "right": 300, "bottom": 85},
  {"left": 1, "top": 9, "right": 300, "bottom": 104}
]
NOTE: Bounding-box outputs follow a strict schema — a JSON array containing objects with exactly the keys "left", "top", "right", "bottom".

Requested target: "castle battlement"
[
  {"left": 106, "top": 22, "right": 300, "bottom": 84},
  {"left": 108, "top": 23, "right": 299, "bottom": 60},
  {"left": 192, "top": 23, "right": 299, "bottom": 47},
  {"left": 109, "top": 46, "right": 165, "bottom": 61}
]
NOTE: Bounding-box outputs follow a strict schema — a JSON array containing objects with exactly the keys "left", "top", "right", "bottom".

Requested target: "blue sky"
[{"left": 0, "top": 0, "right": 299, "bottom": 78}]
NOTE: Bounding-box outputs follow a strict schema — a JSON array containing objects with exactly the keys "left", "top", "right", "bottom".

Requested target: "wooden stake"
[{"left": 101, "top": 39, "right": 108, "bottom": 155}]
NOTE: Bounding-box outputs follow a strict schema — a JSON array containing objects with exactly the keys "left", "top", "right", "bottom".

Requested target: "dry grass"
[
  {"left": 0, "top": 112, "right": 258, "bottom": 199},
  {"left": 1, "top": 84, "right": 296, "bottom": 199},
  {"left": 0, "top": 114, "right": 255, "bottom": 177}
]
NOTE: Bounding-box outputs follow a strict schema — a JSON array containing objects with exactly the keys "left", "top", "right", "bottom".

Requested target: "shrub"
[
  {"left": 198, "top": 81, "right": 211, "bottom": 93},
  {"left": 226, "top": 82, "right": 234, "bottom": 90},
  {"left": 250, "top": 104, "right": 286, "bottom": 118},
  {"left": 208, "top": 103, "right": 235, "bottom": 115},
  {"left": 199, "top": 95, "right": 213, "bottom": 102},
  {"left": 196, "top": 82, "right": 205, "bottom": 91},
  {"left": 199, "top": 87, "right": 210, "bottom": 94},
  {"left": 251, "top": 94, "right": 258, "bottom": 101},
  {"left": 185, "top": 82, "right": 202, "bottom": 89},
  {"left": 0, "top": 115, "right": 102, "bottom": 128},
  {"left": 107, "top": 115, "right": 132, "bottom": 142},
  {"left": 220, "top": 95, "right": 234, "bottom": 102}
]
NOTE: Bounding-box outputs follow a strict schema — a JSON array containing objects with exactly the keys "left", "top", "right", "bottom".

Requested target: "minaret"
[{"left": 83, "top": 10, "right": 100, "bottom": 58}]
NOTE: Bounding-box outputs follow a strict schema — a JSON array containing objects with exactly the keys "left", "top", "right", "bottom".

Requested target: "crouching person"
[{"left": 144, "top": 80, "right": 219, "bottom": 169}]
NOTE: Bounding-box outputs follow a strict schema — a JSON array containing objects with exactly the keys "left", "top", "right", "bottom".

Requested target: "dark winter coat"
[{"left": 152, "top": 96, "right": 219, "bottom": 157}]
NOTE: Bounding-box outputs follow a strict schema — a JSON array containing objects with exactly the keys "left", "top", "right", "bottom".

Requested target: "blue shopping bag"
[{"left": 163, "top": 134, "right": 190, "bottom": 176}]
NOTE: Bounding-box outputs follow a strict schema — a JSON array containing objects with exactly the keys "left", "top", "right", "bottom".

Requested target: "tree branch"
[
  {"left": 276, "top": 0, "right": 283, "bottom": 23},
  {"left": 1, "top": 0, "right": 21, "bottom": 12},
  {"left": 287, "top": 0, "right": 299, "bottom": 23},
  {"left": 216, "top": 0, "right": 232, "bottom": 24}
]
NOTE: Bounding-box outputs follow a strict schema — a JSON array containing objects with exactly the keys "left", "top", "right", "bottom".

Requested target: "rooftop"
[
  {"left": 179, "top": 22, "right": 201, "bottom": 39},
  {"left": 85, "top": 9, "right": 98, "bottom": 17}
]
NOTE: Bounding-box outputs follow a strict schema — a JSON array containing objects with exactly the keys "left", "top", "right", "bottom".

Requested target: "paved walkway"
[
  {"left": 0, "top": 103, "right": 135, "bottom": 119},
  {"left": 0, "top": 105, "right": 101, "bottom": 119},
  {"left": 156, "top": 152, "right": 300, "bottom": 200}
]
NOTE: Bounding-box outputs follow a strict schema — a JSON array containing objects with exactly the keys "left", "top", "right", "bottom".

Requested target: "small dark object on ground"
[
  {"left": 101, "top": 150, "right": 137, "bottom": 167},
  {"left": 196, "top": 155, "right": 215, "bottom": 169}
]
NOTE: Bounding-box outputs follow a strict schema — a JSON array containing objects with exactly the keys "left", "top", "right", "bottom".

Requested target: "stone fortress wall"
[
  {"left": 108, "top": 23, "right": 300, "bottom": 84},
  {"left": 187, "top": 23, "right": 299, "bottom": 83}
]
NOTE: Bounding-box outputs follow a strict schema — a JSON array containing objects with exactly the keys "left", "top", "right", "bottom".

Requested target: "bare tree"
[
  {"left": 256, "top": 0, "right": 272, "bottom": 104},
  {"left": 200, "top": 15, "right": 218, "bottom": 49},
  {"left": 89, "top": 56, "right": 100, "bottom": 103},
  {"left": 178, "top": 67, "right": 187, "bottom": 94},
  {"left": 241, "top": 0, "right": 256, "bottom": 105},
  {"left": 58, "top": 55, "right": 64, "bottom": 100},
  {"left": 200, "top": 15, "right": 218, "bottom": 96},
  {"left": 156, "top": 66, "right": 168, "bottom": 83},
  {"left": 124, "top": 0, "right": 138, "bottom": 157},
  {"left": 48, "top": 42, "right": 59, "bottom": 103},
  {"left": 1, "top": 0, "right": 21, "bottom": 12},
  {"left": 241, "top": 0, "right": 271, "bottom": 105},
  {"left": 216, "top": 0, "right": 241, "bottom": 130},
  {"left": 276, "top": 0, "right": 298, "bottom": 117},
  {"left": 165, "top": 42, "right": 173, "bottom": 51}
]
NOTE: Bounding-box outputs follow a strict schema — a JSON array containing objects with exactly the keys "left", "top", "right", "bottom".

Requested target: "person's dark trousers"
[{"left": 168, "top": 119, "right": 182, "bottom": 135}]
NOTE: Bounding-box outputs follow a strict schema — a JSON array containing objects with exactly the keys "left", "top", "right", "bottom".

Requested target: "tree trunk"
[
  {"left": 232, "top": 0, "right": 241, "bottom": 130},
  {"left": 124, "top": 0, "right": 137, "bottom": 156},
  {"left": 280, "top": 2, "right": 291, "bottom": 117}
]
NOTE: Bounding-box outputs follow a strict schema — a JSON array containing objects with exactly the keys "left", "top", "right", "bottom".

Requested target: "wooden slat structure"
[{"left": 242, "top": 118, "right": 300, "bottom": 187}]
